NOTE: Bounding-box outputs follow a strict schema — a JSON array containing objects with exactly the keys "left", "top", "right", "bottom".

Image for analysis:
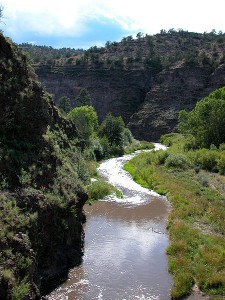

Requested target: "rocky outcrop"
[
  {"left": 128, "top": 63, "right": 225, "bottom": 140},
  {"left": 36, "top": 61, "right": 225, "bottom": 141},
  {"left": 37, "top": 67, "right": 152, "bottom": 123},
  {"left": 0, "top": 33, "right": 88, "bottom": 299}
]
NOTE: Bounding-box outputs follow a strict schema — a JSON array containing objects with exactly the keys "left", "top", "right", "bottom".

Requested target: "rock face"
[
  {"left": 0, "top": 33, "right": 87, "bottom": 299},
  {"left": 32, "top": 32, "right": 225, "bottom": 141},
  {"left": 36, "top": 63, "right": 225, "bottom": 141},
  {"left": 37, "top": 67, "right": 152, "bottom": 124},
  {"left": 128, "top": 64, "right": 225, "bottom": 140}
]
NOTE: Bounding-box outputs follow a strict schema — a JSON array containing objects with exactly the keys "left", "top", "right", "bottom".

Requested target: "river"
[{"left": 47, "top": 143, "right": 172, "bottom": 300}]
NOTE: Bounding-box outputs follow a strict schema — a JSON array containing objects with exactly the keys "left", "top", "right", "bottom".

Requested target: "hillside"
[
  {"left": 0, "top": 33, "right": 88, "bottom": 299},
  {"left": 21, "top": 30, "right": 225, "bottom": 140}
]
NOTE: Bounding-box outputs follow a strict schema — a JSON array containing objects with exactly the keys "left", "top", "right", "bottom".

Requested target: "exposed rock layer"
[{"left": 35, "top": 63, "right": 225, "bottom": 141}]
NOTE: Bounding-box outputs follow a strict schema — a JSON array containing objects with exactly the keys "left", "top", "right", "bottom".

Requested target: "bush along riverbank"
[{"left": 124, "top": 133, "right": 225, "bottom": 299}]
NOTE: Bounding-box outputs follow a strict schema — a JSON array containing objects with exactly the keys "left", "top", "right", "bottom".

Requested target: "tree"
[
  {"left": 136, "top": 32, "right": 143, "bottom": 40},
  {"left": 179, "top": 87, "right": 225, "bottom": 147},
  {"left": 68, "top": 105, "right": 98, "bottom": 149},
  {"left": 144, "top": 56, "right": 162, "bottom": 74},
  {"left": 160, "top": 29, "right": 167, "bottom": 35},
  {"left": 99, "top": 113, "right": 125, "bottom": 147},
  {"left": 75, "top": 88, "right": 92, "bottom": 107},
  {"left": 57, "top": 96, "right": 71, "bottom": 113}
]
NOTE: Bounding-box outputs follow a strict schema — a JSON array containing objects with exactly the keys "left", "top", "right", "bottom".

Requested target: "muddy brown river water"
[{"left": 48, "top": 143, "right": 172, "bottom": 300}]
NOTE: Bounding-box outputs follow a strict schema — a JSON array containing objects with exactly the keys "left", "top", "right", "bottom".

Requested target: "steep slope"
[
  {"left": 128, "top": 63, "right": 224, "bottom": 140},
  {"left": 36, "top": 67, "right": 151, "bottom": 123},
  {"left": 23, "top": 31, "right": 225, "bottom": 140},
  {"left": 0, "top": 33, "right": 88, "bottom": 299}
]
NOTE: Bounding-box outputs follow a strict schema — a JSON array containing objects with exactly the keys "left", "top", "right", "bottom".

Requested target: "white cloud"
[{"left": 1, "top": 0, "right": 225, "bottom": 45}]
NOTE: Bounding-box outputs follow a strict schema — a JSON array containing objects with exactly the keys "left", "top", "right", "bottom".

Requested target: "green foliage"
[
  {"left": 171, "top": 272, "right": 194, "bottom": 299},
  {"left": 217, "top": 153, "right": 225, "bottom": 174},
  {"left": 124, "top": 151, "right": 165, "bottom": 193},
  {"left": 75, "top": 88, "right": 92, "bottom": 107},
  {"left": 124, "top": 135, "right": 225, "bottom": 298},
  {"left": 160, "top": 133, "right": 181, "bottom": 147},
  {"left": 87, "top": 179, "right": 121, "bottom": 201},
  {"left": 179, "top": 87, "right": 225, "bottom": 148},
  {"left": 57, "top": 96, "right": 71, "bottom": 113},
  {"left": 18, "top": 168, "right": 32, "bottom": 187},
  {"left": 0, "top": 195, "right": 33, "bottom": 234},
  {"left": 188, "top": 148, "right": 219, "bottom": 171},
  {"left": 68, "top": 105, "right": 98, "bottom": 149},
  {"left": 124, "top": 140, "right": 154, "bottom": 154},
  {"left": 99, "top": 113, "right": 125, "bottom": 147},
  {"left": 20, "top": 30, "right": 225, "bottom": 75},
  {"left": 184, "top": 50, "right": 199, "bottom": 66},
  {"left": 165, "top": 153, "right": 189, "bottom": 169},
  {"left": 11, "top": 278, "right": 30, "bottom": 300},
  {"left": 43, "top": 127, "right": 89, "bottom": 201},
  {"left": 144, "top": 56, "right": 163, "bottom": 73}
]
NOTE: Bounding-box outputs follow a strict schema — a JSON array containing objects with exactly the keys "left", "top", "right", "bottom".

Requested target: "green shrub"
[
  {"left": 92, "top": 138, "right": 104, "bottom": 160},
  {"left": 124, "top": 140, "right": 154, "bottom": 154},
  {"left": 165, "top": 153, "right": 189, "bottom": 169},
  {"left": 171, "top": 272, "right": 194, "bottom": 299},
  {"left": 122, "top": 128, "right": 134, "bottom": 146},
  {"left": 217, "top": 153, "right": 225, "bottom": 174},
  {"left": 11, "top": 279, "right": 30, "bottom": 300},
  {"left": 2, "top": 269, "right": 15, "bottom": 282},
  {"left": 190, "top": 149, "right": 219, "bottom": 171},
  {"left": 155, "top": 150, "right": 169, "bottom": 165},
  {"left": 219, "top": 143, "right": 225, "bottom": 151},
  {"left": 160, "top": 133, "right": 178, "bottom": 146},
  {"left": 197, "top": 173, "right": 209, "bottom": 187},
  {"left": 18, "top": 168, "right": 32, "bottom": 187},
  {"left": 87, "top": 179, "right": 121, "bottom": 201}
]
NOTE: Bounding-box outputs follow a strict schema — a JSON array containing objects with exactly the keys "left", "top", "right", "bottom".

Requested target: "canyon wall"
[
  {"left": 0, "top": 33, "right": 87, "bottom": 299},
  {"left": 35, "top": 62, "right": 225, "bottom": 141}
]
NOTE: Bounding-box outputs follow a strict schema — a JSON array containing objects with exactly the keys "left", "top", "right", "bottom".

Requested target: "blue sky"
[{"left": 1, "top": 0, "right": 225, "bottom": 49}]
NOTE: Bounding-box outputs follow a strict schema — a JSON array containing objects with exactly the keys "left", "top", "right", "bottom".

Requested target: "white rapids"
[{"left": 98, "top": 143, "right": 167, "bottom": 205}]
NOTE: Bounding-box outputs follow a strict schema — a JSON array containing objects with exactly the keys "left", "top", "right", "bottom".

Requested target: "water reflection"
[{"left": 48, "top": 144, "right": 172, "bottom": 299}]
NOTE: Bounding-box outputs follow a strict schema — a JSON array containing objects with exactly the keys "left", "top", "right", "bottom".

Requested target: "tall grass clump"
[{"left": 87, "top": 179, "right": 122, "bottom": 201}]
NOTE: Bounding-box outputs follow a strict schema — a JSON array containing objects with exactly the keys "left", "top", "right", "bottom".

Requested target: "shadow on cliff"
[{"left": 41, "top": 245, "right": 84, "bottom": 296}]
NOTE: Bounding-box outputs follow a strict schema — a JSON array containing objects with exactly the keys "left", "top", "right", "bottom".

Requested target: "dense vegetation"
[
  {"left": 179, "top": 87, "right": 225, "bottom": 148},
  {"left": 124, "top": 87, "right": 225, "bottom": 299},
  {"left": 19, "top": 43, "right": 84, "bottom": 65},
  {"left": 20, "top": 29, "right": 225, "bottom": 73}
]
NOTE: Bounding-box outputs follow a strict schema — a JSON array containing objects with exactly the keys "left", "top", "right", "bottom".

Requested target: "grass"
[
  {"left": 124, "top": 133, "right": 225, "bottom": 299},
  {"left": 124, "top": 140, "right": 154, "bottom": 154},
  {"left": 87, "top": 179, "right": 122, "bottom": 202}
]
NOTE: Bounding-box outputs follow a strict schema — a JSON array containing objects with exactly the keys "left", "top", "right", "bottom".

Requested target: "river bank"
[{"left": 124, "top": 135, "right": 225, "bottom": 299}]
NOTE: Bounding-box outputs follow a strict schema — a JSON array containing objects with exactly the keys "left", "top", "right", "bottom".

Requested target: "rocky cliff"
[
  {"left": 0, "top": 33, "right": 88, "bottom": 299},
  {"left": 128, "top": 63, "right": 225, "bottom": 140},
  {"left": 24, "top": 31, "right": 225, "bottom": 141}
]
